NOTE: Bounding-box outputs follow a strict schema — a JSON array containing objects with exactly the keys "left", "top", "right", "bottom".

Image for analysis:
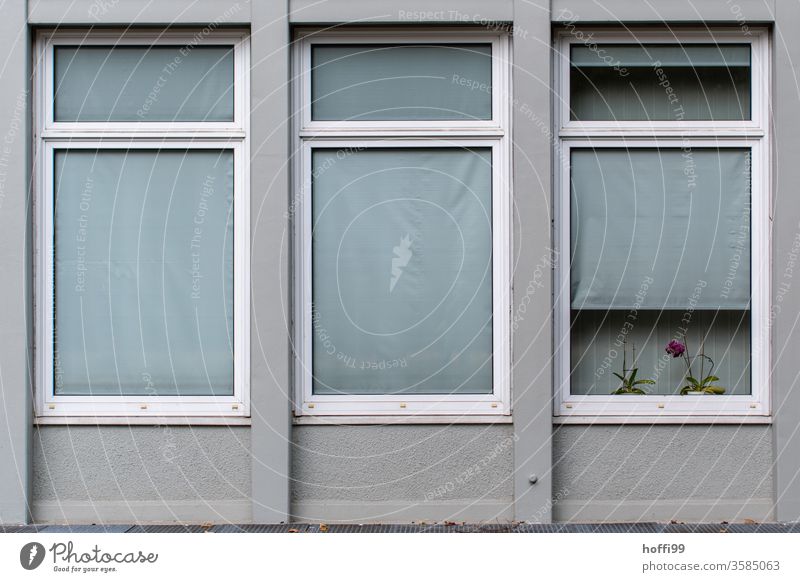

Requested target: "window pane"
[
  {"left": 569, "top": 147, "right": 752, "bottom": 396},
  {"left": 570, "top": 44, "right": 751, "bottom": 121},
  {"left": 54, "top": 46, "right": 234, "bottom": 122},
  {"left": 311, "top": 44, "right": 492, "bottom": 121},
  {"left": 571, "top": 148, "right": 751, "bottom": 310},
  {"left": 312, "top": 148, "right": 493, "bottom": 394},
  {"left": 571, "top": 310, "right": 751, "bottom": 395},
  {"left": 54, "top": 150, "right": 234, "bottom": 395}
]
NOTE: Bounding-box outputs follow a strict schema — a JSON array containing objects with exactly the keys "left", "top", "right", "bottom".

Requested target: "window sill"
[
  {"left": 35, "top": 416, "right": 252, "bottom": 426},
  {"left": 293, "top": 414, "right": 513, "bottom": 426},
  {"left": 553, "top": 415, "right": 772, "bottom": 425}
]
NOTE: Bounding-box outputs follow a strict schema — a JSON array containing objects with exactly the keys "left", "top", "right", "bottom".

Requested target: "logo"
[
  {"left": 390, "top": 234, "right": 413, "bottom": 293},
  {"left": 20, "top": 542, "right": 46, "bottom": 570}
]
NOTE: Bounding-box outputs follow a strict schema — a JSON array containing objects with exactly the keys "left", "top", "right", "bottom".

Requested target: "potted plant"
[
  {"left": 611, "top": 341, "right": 655, "bottom": 395},
  {"left": 665, "top": 339, "right": 726, "bottom": 395}
]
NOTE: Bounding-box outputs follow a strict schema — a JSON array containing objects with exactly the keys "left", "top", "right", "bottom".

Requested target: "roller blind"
[
  {"left": 312, "top": 148, "right": 493, "bottom": 394},
  {"left": 569, "top": 44, "right": 751, "bottom": 121},
  {"left": 311, "top": 44, "right": 492, "bottom": 121},
  {"left": 571, "top": 44, "right": 750, "bottom": 67},
  {"left": 54, "top": 46, "right": 235, "bottom": 122},
  {"left": 54, "top": 149, "right": 234, "bottom": 395},
  {"left": 570, "top": 148, "right": 751, "bottom": 310}
]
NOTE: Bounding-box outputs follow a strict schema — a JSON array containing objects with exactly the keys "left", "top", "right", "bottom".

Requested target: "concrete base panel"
[
  {"left": 32, "top": 500, "right": 251, "bottom": 524},
  {"left": 554, "top": 498, "right": 774, "bottom": 523},
  {"left": 291, "top": 499, "right": 514, "bottom": 523}
]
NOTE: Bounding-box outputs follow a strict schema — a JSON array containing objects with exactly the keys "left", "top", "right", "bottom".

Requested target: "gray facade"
[{"left": 1, "top": 0, "right": 797, "bottom": 526}]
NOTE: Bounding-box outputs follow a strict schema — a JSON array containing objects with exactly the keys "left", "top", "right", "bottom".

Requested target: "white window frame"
[
  {"left": 38, "top": 29, "right": 249, "bottom": 135},
  {"left": 34, "top": 29, "right": 250, "bottom": 420},
  {"left": 557, "top": 28, "right": 769, "bottom": 137},
  {"left": 292, "top": 29, "right": 511, "bottom": 418},
  {"left": 554, "top": 27, "right": 771, "bottom": 422}
]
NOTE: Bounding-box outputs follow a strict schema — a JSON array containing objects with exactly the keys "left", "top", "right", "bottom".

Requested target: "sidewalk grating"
[{"left": 2, "top": 522, "right": 798, "bottom": 533}]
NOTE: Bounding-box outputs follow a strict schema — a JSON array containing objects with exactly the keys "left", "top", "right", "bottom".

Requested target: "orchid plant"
[
  {"left": 611, "top": 341, "right": 655, "bottom": 395},
  {"left": 665, "top": 339, "right": 726, "bottom": 395}
]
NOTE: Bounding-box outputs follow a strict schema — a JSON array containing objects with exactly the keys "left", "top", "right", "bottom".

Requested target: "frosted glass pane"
[
  {"left": 571, "top": 148, "right": 751, "bottom": 310},
  {"left": 54, "top": 150, "right": 234, "bottom": 395},
  {"left": 312, "top": 148, "right": 492, "bottom": 394},
  {"left": 311, "top": 44, "right": 492, "bottom": 121},
  {"left": 54, "top": 46, "right": 234, "bottom": 121},
  {"left": 570, "top": 44, "right": 750, "bottom": 120},
  {"left": 570, "top": 309, "right": 751, "bottom": 396}
]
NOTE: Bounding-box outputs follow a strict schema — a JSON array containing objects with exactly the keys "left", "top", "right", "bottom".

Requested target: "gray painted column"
[
  {"left": 512, "top": 0, "right": 554, "bottom": 522},
  {"left": 0, "top": 0, "right": 32, "bottom": 525},
  {"left": 250, "top": 0, "right": 292, "bottom": 523},
  {"left": 773, "top": 0, "right": 800, "bottom": 522}
]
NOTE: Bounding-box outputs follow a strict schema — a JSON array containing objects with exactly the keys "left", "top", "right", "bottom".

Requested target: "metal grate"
[
  {"left": 0, "top": 525, "right": 48, "bottom": 533},
  {"left": 126, "top": 524, "right": 209, "bottom": 533},
  {"left": 13, "top": 521, "right": 800, "bottom": 533},
  {"left": 213, "top": 524, "right": 309, "bottom": 533},
  {"left": 41, "top": 525, "right": 131, "bottom": 533},
  {"left": 664, "top": 523, "right": 731, "bottom": 534}
]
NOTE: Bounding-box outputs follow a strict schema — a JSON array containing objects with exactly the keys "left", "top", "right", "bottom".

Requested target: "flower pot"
[{"left": 685, "top": 391, "right": 704, "bottom": 395}]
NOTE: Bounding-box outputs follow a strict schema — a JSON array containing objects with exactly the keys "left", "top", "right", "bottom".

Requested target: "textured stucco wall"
[
  {"left": 291, "top": 425, "right": 514, "bottom": 522},
  {"left": 33, "top": 426, "right": 251, "bottom": 523},
  {"left": 553, "top": 425, "right": 774, "bottom": 522}
]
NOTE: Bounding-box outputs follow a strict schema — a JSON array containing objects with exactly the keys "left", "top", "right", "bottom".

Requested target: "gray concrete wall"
[
  {"left": 773, "top": 0, "right": 800, "bottom": 521},
  {"left": 0, "top": 0, "right": 32, "bottom": 525},
  {"left": 511, "top": 0, "right": 555, "bottom": 524},
  {"left": 291, "top": 425, "right": 514, "bottom": 523},
  {"left": 288, "top": 0, "right": 513, "bottom": 24},
  {"left": 33, "top": 427, "right": 251, "bottom": 523},
  {"left": 28, "top": 0, "right": 250, "bottom": 24},
  {"left": 551, "top": 0, "right": 775, "bottom": 22},
  {"left": 553, "top": 426, "right": 774, "bottom": 522},
  {"left": 9, "top": 0, "right": 793, "bottom": 527},
  {"left": 249, "top": 0, "right": 292, "bottom": 525}
]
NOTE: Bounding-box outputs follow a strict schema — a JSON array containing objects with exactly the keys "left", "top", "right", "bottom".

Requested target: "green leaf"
[
  {"left": 704, "top": 386, "right": 726, "bottom": 395},
  {"left": 633, "top": 379, "right": 655, "bottom": 385},
  {"left": 702, "top": 375, "right": 720, "bottom": 384},
  {"left": 686, "top": 376, "right": 700, "bottom": 387},
  {"left": 612, "top": 372, "right": 626, "bottom": 382},
  {"left": 629, "top": 368, "right": 638, "bottom": 383}
]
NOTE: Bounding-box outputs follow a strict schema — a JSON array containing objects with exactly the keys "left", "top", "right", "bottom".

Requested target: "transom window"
[
  {"left": 35, "top": 30, "right": 250, "bottom": 418},
  {"left": 555, "top": 28, "right": 770, "bottom": 419},
  {"left": 293, "top": 29, "right": 510, "bottom": 417}
]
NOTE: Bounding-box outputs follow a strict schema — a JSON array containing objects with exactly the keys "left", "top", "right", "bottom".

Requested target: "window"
[
  {"left": 555, "top": 28, "right": 769, "bottom": 419},
  {"left": 35, "top": 30, "right": 250, "bottom": 418},
  {"left": 293, "top": 29, "right": 510, "bottom": 417}
]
